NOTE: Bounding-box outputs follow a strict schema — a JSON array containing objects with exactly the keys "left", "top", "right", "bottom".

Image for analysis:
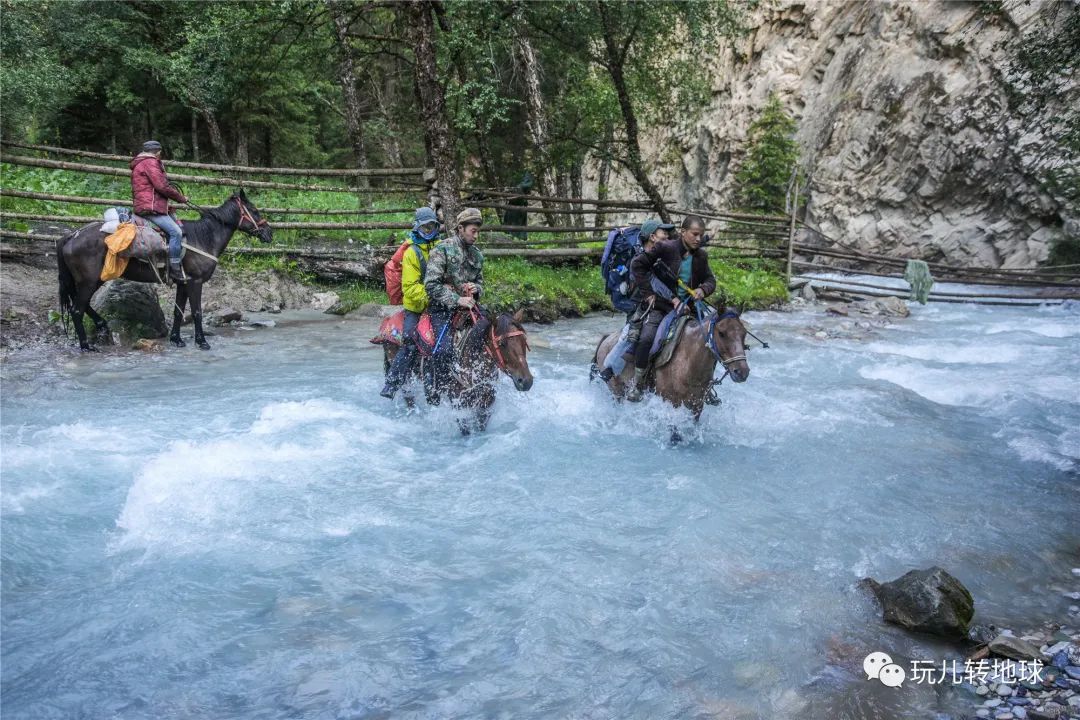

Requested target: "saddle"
[
  {"left": 648, "top": 310, "right": 692, "bottom": 370},
  {"left": 369, "top": 309, "right": 438, "bottom": 352}
]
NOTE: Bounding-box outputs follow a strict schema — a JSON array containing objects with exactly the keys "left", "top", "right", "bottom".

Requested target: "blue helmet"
[{"left": 413, "top": 206, "right": 440, "bottom": 242}]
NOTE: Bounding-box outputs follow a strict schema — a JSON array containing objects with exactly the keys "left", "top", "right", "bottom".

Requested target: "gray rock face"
[
  {"left": 90, "top": 280, "right": 167, "bottom": 341},
  {"left": 862, "top": 566, "right": 975, "bottom": 639},
  {"left": 594, "top": 1, "right": 1076, "bottom": 268}
]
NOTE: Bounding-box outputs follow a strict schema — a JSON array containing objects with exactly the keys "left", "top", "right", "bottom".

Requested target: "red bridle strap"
[
  {"left": 487, "top": 324, "right": 528, "bottom": 371},
  {"left": 235, "top": 197, "right": 269, "bottom": 233}
]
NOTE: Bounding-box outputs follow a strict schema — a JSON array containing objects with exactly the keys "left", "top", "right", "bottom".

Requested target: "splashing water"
[{"left": 2, "top": 303, "right": 1078, "bottom": 719}]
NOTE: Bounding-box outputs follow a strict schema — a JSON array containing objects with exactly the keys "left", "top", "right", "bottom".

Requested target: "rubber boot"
[
  {"left": 598, "top": 366, "right": 615, "bottom": 382},
  {"left": 626, "top": 368, "right": 648, "bottom": 402},
  {"left": 380, "top": 381, "right": 397, "bottom": 400},
  {"left": 168, "top": 258, "right": 185, "bottom": 282}
]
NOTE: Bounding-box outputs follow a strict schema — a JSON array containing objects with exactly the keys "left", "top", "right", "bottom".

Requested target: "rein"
[{"left": 468, "top": 307, "right": 528, "bottom": 375}]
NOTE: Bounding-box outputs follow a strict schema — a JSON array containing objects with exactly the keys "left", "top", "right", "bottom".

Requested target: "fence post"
[{"left": 786, "top": 176, "right": 799, "bottom": 287}]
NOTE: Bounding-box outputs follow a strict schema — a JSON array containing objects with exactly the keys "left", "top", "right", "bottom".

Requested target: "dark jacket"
[
  {"left": 130, "top": 153, "right": 186, "bottom": 216},
  {"left": 630, "top": 236, "right": 716, "bottom": 311}
]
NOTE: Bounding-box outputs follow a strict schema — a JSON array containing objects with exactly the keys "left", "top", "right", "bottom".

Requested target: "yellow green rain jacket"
[{"left": 402, "top": 234, "right": 438, "bottom": 313}]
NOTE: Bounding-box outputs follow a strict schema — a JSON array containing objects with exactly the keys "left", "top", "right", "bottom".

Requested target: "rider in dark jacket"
[{"left": 626, "top": 215, "right": 716, "bottom": 401}]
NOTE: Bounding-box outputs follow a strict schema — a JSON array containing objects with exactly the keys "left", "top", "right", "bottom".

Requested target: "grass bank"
[{"left": 2, "top": 162, "right": 790, "bottom": 320}]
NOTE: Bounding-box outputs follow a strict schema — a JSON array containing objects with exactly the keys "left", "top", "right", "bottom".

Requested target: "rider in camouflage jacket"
[
  {"left": 422, "top": 207, "right": 485, "bottom": 400},
  {"left": 424, "top": 210, "right": 484, "bottom": 310}
]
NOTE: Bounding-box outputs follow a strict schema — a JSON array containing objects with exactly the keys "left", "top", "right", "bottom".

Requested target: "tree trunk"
[
  {"left": 407, "top": 1, "right": 460, "bottom": 226},
  {"left": 594, "top": 122, "right": 613, "bottom": 231},
  {"left": 570, "top": 161, "right": 583, "bottom": 203},
  {"left": 328, "top": 0, "right": 370, "bottom": 181},
  {"left": 375, "top": 66, "right": 405, "bottom": 167},
  {"left": 190, "top": 110, "right": 200, "bottom": 162},
  {"left": 200, "top": 109, "right": 229, "bottom": 164},
  {"left": 597, "top": 1, "right": 669, "bottom": 221},
  {"left": 234, "top": 125, "right": 249, "bottom": 166},
  {"left": 262, "top": 127, "right": 272, "bottom": 168},
  {"left": 511, "top": 21, "right": 560, "bottom": 225}
]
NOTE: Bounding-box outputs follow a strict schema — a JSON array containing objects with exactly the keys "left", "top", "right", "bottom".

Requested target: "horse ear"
[
  {"left": 237, "top": 188, "right": 248, "bottom": 200},
  {"left": 512, "top": 309, "right": 525, "bottom": 324}
]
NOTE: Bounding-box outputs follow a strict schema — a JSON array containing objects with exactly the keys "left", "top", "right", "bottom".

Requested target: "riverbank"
[{"left": 0, "top": 250, "right": 788, "bottom": 355}]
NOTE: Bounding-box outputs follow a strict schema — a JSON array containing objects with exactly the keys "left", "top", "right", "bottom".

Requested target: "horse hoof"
[
  {"left": 80, "top": 345, "right": 98, "bottom": 353},
  {"left": 170, "top": 337, "right": 186, "bottom": 347},
  {"left": 196, "top": 340, "right": 211, "bottom": 350}
]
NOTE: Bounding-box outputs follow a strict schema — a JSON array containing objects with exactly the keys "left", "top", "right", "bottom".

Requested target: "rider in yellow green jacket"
[{"left": 381, "top": 207, "right": 441, "bottom": 399}]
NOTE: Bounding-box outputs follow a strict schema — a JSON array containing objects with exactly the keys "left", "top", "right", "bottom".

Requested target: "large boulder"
[
  {"left": 90, "top": 280, "right": 167, "bottom": 342},
  {"left": 861, "top": 566, "right": 974, "bottom": 639}
]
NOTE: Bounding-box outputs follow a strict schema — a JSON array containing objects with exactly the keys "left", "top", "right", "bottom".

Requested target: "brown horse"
[
  {"left": 593, "top": 306, "right": 750, "bottom": 422},
  {"left": 383, "top": 308, "right": 533, "bottom": 433},
  {"left": 56, "top": 191, "right": 272, "bottom": 351}
]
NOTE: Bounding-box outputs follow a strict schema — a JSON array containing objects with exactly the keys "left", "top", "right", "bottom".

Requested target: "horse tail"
[
  {"left": 56, "top": 233, "right": 77, "bottom": 334},
  {"left": 593, "top": 333, "right": 611, "bottom": 364}
]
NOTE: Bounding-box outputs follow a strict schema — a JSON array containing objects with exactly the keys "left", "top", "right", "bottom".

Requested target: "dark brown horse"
[
  {"left": 56, "top": 191, "right": 271, "bottom": 350},
  {"left": 594, "top": 306, "right": 750, "bottom": 422},
  {"left": 383, "top": 308, "right": 533, "bottom": 433}
]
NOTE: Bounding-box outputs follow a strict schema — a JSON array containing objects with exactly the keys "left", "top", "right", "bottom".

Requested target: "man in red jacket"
[{"left": 130, "top": 140, "right": 189, "bottom": 281}]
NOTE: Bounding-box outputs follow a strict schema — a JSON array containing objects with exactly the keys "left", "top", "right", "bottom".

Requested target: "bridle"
[
  {"left": 235, "top": 197, "right": 269, "bottom": 235},
  {"left": 705, "top": 309, "right": 747, "bottom": 368},
  {"left": 469, "top": 308, "right": 529, "bottom": 374}
]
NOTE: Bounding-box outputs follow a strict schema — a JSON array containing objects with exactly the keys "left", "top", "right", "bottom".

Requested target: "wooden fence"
[{"left": 2, "top": 141, "right": 1077, "bottom": 304}]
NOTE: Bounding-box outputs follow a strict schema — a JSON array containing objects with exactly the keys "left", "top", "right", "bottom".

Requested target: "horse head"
[
  {"left": 485, "top": 309, "right": 533, "bottom": 391},
  {"left": 234, "top": 189, "right": 273, "bottom": 244},
  {"left": 711, "top": 307, "right": 750, "bottom": 383}
]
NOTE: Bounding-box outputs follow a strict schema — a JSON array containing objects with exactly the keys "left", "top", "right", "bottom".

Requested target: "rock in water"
[
  {"left": 90, "top": 280, "right": 167, "bottom": 341},
  {"left": 310, "top": 292, "right": 340, "bottom": 312},
  {"left": 861, "top": 566, "right": 974, "bottom": 639},
  {"left": 988, "top": 634, "right": 1042, "bottom": 662}
]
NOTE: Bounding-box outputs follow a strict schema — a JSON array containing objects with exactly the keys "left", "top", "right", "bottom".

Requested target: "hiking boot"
[
  {"left": 598, "top": 366, "right": 615, "bottom": 382},
  {"left": 379, "top": 381, "right": 397, "bottom": 400},
  {"left": 626, "top": 368, "right": 648, "bottom": 402},
  {"left": 168, "top": 260, "right": 186, "bottom": 282}
]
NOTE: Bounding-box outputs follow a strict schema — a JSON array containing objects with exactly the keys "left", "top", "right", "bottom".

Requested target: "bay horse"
[
  {"left": 593, "top": 304, "right": 751, "bottom": 435},
  {"left": 56, "top": 190, "right": 272, "bottom": 350},
  {"left": 383, "top": 308, "right": 533, "bottom": 433}
]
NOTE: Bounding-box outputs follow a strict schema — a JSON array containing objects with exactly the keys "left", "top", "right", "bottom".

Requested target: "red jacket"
[{"left": 130, "top": 152, "right": 185, "bottom": 216}]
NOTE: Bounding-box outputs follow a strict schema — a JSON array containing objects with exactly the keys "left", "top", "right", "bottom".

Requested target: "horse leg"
[
  {"left": 170, "top": 283, "right": 189, "bottom": 347},
  {"left": 669, "top": 425, "right": 683, "bottom": 445},
  {"left": 474, "top": 387, "right": 495, "bottom": 432},
  {"left": 72, "top": 284, "right": 102, "bottom": 351},
  {"left": 85, "top": 305, "right": 110, "bottom": 340},
  {"left": 187, "top": 282, "right": 210, "bottom": 349}
]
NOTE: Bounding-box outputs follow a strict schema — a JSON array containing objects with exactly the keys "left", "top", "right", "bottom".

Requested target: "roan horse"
[
  {"left": 57, "top": 190, "right": 272, "bottom": 350},
  {"left": 593, "top": 305, "right": 751, "bottom": 433},
  {"left": 383, "top": 308, "right": 533, "bottom": 434}
]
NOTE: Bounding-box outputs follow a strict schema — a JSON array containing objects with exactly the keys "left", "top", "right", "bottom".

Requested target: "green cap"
[{"left": 639, "top": 218, "right": 675, "bottom": 240}]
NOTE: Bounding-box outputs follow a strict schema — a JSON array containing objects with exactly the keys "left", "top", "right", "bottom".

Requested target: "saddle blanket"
[{"left": 649, "top": 311, "right": 692, "bottom": 370}]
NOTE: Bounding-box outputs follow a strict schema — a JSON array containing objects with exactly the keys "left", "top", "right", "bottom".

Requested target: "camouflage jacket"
[{"left": 423, "top": 235, "right": 484, "bottom": 310}]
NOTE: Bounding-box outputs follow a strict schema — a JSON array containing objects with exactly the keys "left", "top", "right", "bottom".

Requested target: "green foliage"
[
  {"left": 734, "top": 95, "right": 800, "bottom": 215},
  {"left": 709, "top": 259, "right": 789, "bottom": 310}
]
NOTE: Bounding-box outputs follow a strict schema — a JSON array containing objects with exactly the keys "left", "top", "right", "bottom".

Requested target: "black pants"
[
  {"left": 427, "top": 309, "right": 456, "bottom": 395},
  {"left": 385, "top": 310, "right": 422, "bottom": 391},
  {"left": 634, "top": 307, "right": 669, "bottom": 370}
]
